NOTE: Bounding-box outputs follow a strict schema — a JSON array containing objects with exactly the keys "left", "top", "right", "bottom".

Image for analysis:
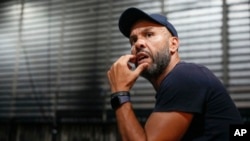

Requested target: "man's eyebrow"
[
  {"left": 142, "top": 26, "right": 154, "bottom": 32},
  {"left": 130, "top": 26, "right": 155, "bottom": 38}
]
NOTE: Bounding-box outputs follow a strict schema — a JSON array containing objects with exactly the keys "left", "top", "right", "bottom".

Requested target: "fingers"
[
  {"left": 108, "top": 54, "right": 148, "bottom": 76},
  {"left": 106, "top": 54, "right": 149, "bottom": 93},
  {"left": 134, "top": 63, "right": 148, "bottom": 75},
  {"left": 119, "top": 54, "right": 136, "bottom": 64},
  {"left": 111, "top": 54, "right": 136, "bottom": 71}
]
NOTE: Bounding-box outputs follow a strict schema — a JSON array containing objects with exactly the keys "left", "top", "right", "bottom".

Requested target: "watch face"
[{"left": 111, "top": 96, "right": 121, "bottom": 109}]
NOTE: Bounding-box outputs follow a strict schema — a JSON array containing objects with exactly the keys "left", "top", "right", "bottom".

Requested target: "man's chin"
[
  {"left": 140, "top": 71, "right": 152, "bottom": 80},
  {"left": 139, "top": 66, "right": 153, "bottom": 79},
  {"left": 136, "top": 62, "right": 151, "bottom": 68},
  {"left": 139, "top": 63, "right": 162, "bottom": 79}
]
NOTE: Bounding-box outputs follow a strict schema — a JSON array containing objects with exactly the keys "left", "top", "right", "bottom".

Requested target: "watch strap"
[{"left": 110, "top": 91, "right": 130, "bottom": 110}]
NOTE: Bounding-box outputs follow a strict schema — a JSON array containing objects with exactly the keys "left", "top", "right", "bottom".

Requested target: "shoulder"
[
  {"left": 172, "top": 61, "right": 210, "bottom": 76},
  {"left": 161, "top": 61, "right": 213, "bottom": 87}
]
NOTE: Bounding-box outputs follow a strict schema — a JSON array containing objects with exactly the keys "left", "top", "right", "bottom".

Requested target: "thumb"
[{"left": 134, "top": 63, "right": 148, "bottom": 75}]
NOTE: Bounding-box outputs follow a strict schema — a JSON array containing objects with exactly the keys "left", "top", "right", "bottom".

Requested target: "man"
[{"left": 107, "top": 7, "right": 243, "bottom": 141}]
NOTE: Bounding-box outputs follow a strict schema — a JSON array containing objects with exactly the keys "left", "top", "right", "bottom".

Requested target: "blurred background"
[{"left": 0, "top": 0, "right": 249, "bottom": 140}]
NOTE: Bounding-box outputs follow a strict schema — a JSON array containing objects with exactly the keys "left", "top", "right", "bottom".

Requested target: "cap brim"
[{"left": 119, "top": 7, "right": 158, "bottom": 38}]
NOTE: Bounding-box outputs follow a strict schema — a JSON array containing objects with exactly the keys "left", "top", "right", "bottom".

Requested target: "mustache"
[
  {"left": 136, "top": 49, "right": 152, "bottom": 58},
  {"left": 134, "top": 49, "right": 154, "bottom": 67}
]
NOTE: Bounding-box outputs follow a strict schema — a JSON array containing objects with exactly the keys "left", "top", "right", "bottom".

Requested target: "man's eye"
[
  {"left": 146, "top": 33, "right": 153, "bottom": 37},
  {"left": 130, "top": 39, "right": 136, "bottom": 45}
]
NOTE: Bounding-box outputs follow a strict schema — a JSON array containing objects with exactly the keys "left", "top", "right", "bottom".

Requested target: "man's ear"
[{"left": 169, "top": 37, "right": 179, "bottom": 53}]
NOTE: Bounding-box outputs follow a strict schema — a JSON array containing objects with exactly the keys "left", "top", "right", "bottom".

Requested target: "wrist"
[
  {"left": 111, "top": 88, "right": 129, "bottom": 93},
  {"left": 110, "top": 91, "right": 130, "bottom": 110}
]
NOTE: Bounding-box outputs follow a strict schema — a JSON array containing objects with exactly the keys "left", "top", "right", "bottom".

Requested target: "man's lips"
[{"left": 136, "top": 52, "right": 150, "bottom": 64}]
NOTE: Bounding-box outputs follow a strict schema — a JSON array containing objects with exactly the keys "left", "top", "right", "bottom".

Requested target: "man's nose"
[{"left": 131, "top": 38, "right": 146, "bottom": 54}]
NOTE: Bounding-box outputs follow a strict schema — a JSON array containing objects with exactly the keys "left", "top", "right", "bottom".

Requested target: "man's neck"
[{"left": 149, "top": 56, "right": 180, "bottom": 91}]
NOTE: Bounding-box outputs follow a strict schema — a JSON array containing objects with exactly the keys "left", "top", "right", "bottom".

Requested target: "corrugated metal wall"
[{"left": 0, "top": 0, "right": 249, "bottom": 140}]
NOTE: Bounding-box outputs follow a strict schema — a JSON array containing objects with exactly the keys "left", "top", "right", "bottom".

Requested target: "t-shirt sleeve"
[{"left": 154, "top": 64, "right": 208, "bottom": 114}]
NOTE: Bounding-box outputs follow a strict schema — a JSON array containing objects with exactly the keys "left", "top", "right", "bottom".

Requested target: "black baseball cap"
[{"left": 119, "top": 7, "right": 178, "bottom": 38}]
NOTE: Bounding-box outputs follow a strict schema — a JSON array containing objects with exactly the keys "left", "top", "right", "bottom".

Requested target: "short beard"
[{"left": 141, "top": 48, "right": 171, "bottom": 79}]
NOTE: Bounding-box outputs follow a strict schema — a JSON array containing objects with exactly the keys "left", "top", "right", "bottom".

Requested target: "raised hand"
[{"left": 107, "top": 54, "right": 148, "bottom": 93}]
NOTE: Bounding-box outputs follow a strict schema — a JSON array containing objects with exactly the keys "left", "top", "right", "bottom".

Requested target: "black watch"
[{"left": 110, "top": 91, "right": 130, "bottom": 110}]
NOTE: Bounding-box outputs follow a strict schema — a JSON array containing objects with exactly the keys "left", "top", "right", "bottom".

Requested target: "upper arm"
[{"left": 145, "top": 111, "right": 193, "bottom": 141}]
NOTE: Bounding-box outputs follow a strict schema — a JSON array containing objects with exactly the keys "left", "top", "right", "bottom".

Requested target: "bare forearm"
[{"left": 115, "top": 102, "right": 147, "bottom": 141}]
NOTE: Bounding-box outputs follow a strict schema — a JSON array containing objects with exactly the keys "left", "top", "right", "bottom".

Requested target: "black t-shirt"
[{"left": 154, "top": 62, "right": 243, "bottom": 141}]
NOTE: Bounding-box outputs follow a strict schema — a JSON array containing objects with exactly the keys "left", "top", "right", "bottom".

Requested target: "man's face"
[{"left": 130, "top": 20, "right": 172, "bottom": 78}]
